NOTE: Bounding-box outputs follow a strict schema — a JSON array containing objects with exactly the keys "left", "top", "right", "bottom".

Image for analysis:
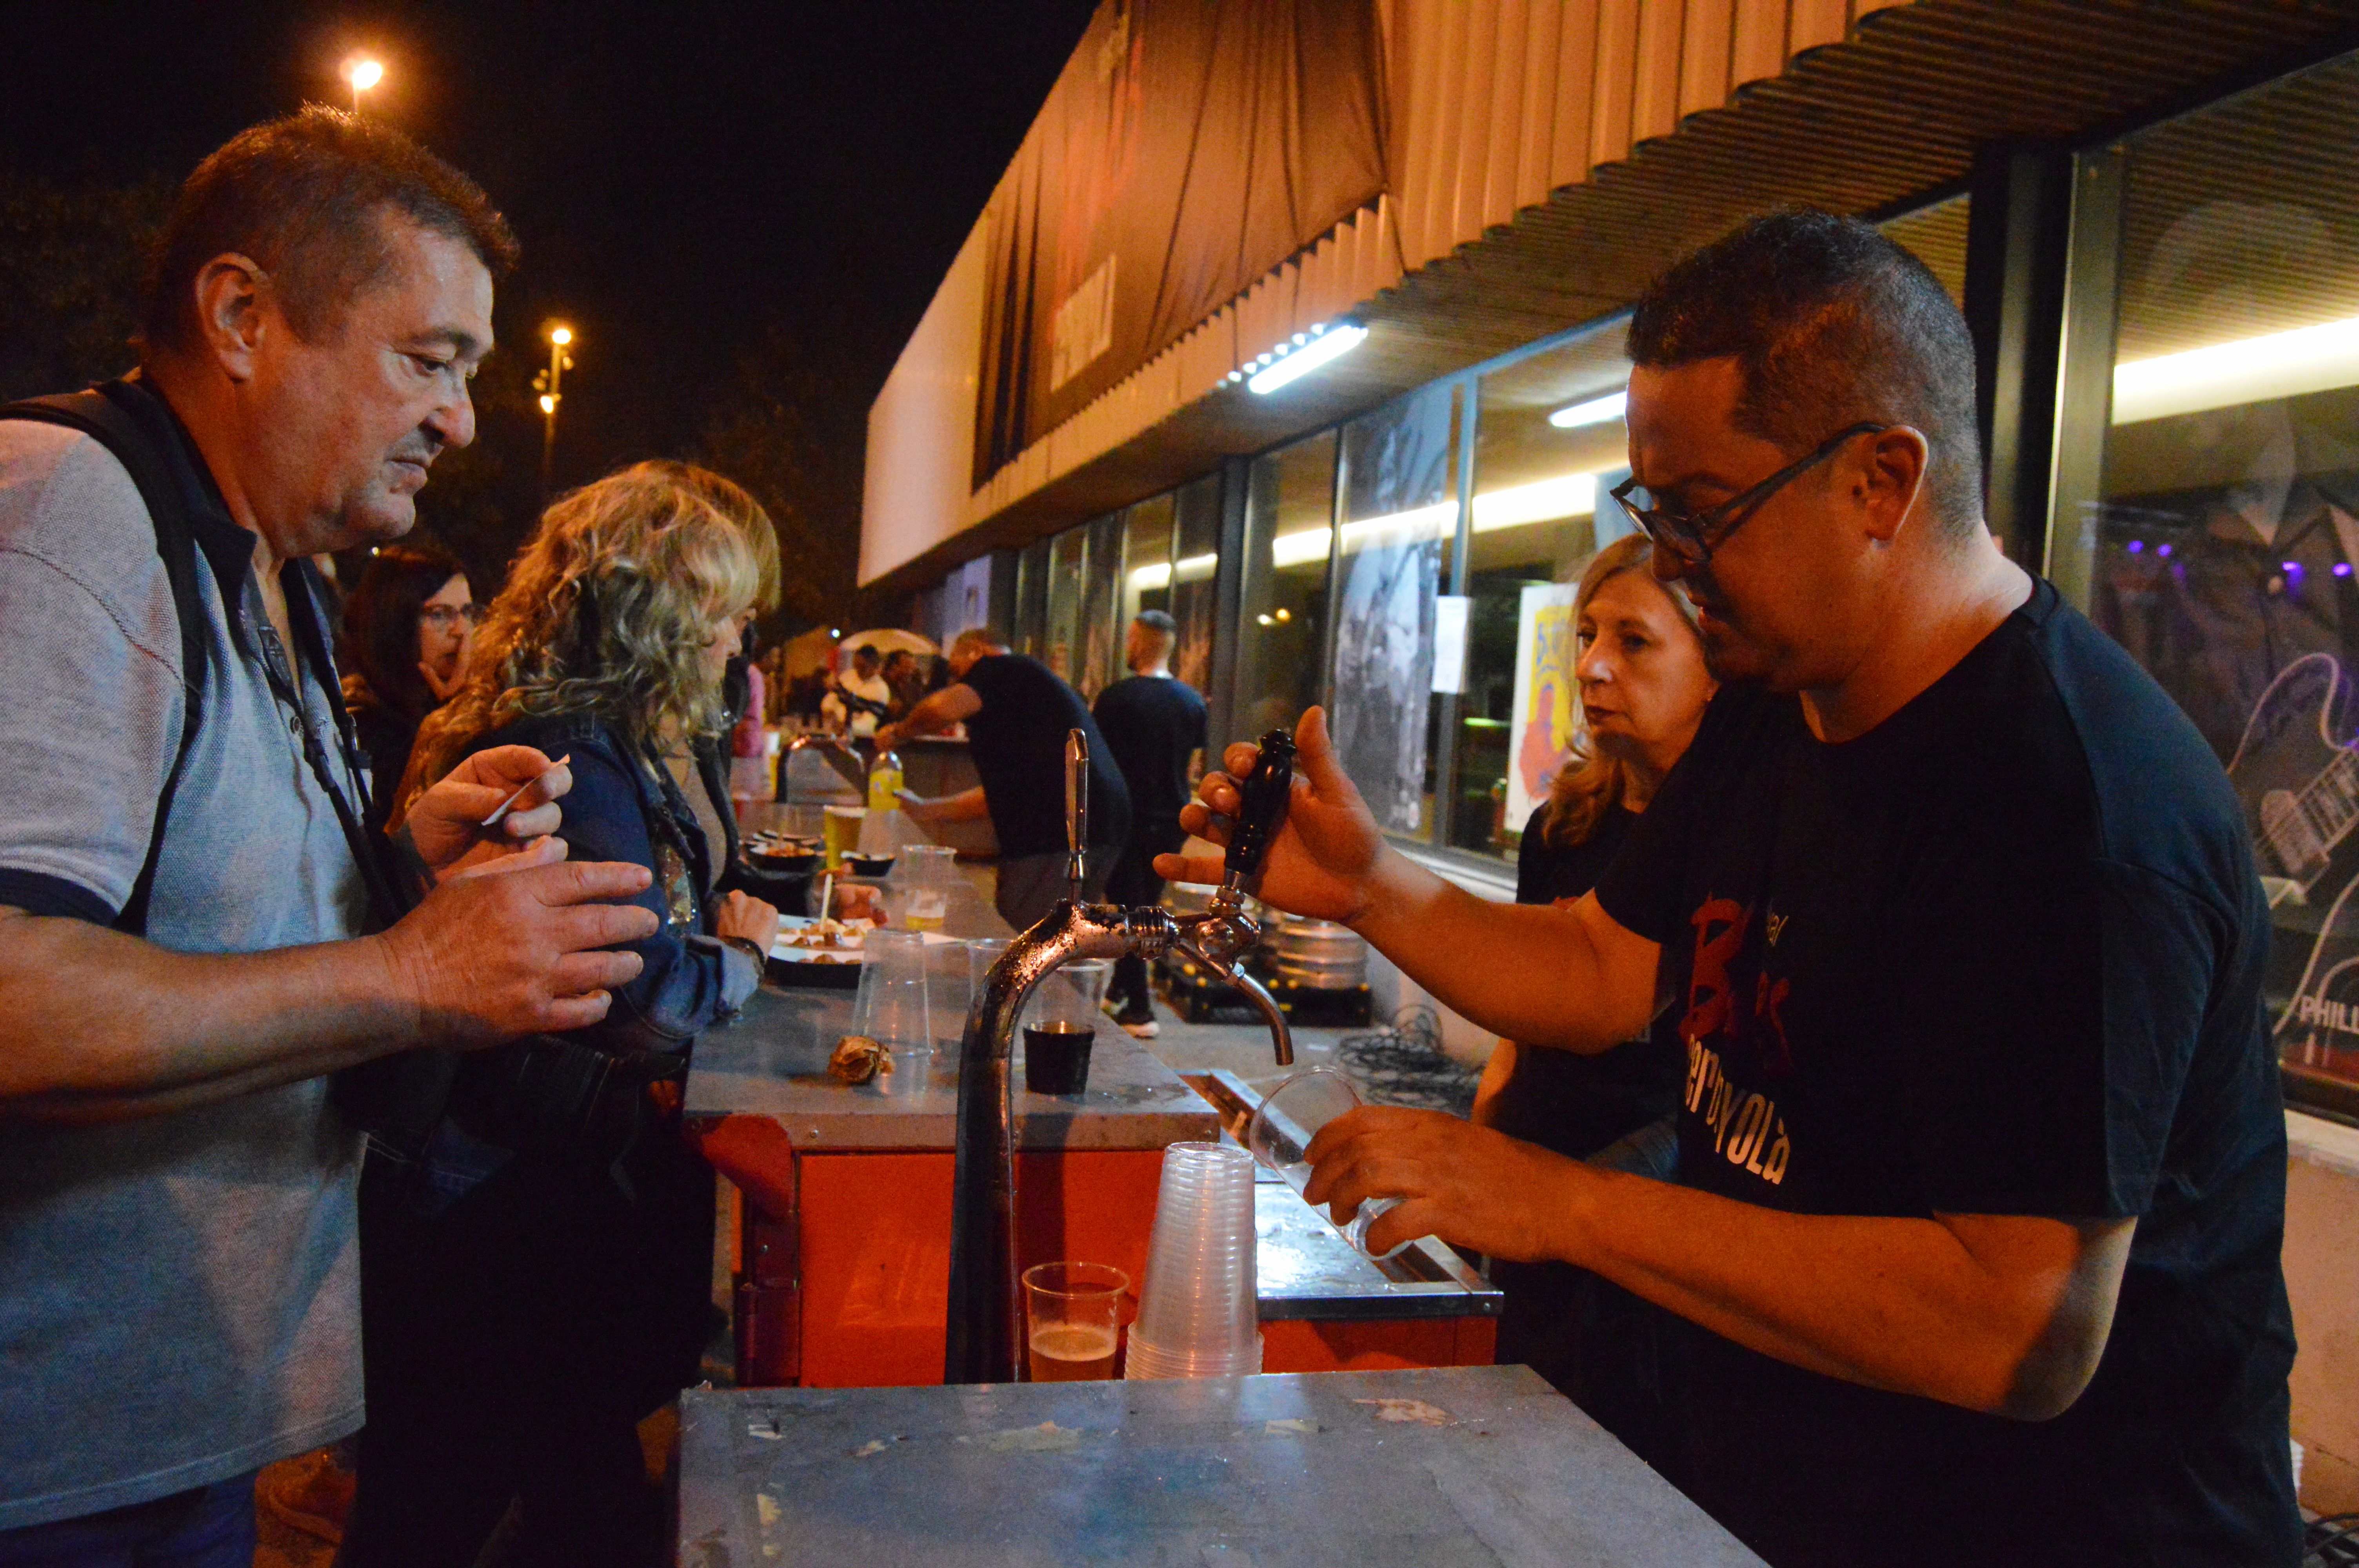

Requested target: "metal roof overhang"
[{"left": 865, "top": 0, "right": 2357, "bottom": 599}]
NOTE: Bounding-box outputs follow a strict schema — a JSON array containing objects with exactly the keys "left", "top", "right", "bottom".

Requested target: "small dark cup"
[
  {"left": 751, "top": 847, "right": 821, "bottom": 875},
  {"left": 1023, "top": 1023, "right": 1095, "bottom": 1096},
  {"left": 843, "top": 853, "right": 896, "bottom": 877}
]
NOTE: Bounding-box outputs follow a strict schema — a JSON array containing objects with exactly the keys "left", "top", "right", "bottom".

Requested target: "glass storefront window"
[
  {"left": 1077, "top": 512, "right": 1124, "bottom": 699},
  {"left": 1169, "top": 474, "right": 1222, "bottom": 698},
  {"left": 1044, "top": 526, "right": 1085, "bottom": 683},
  {"left": 1330, "top": 381, "right": 1460, "bottom": 841},
  {"left": 1234, "top": 430, "right": 1337, "bottom": 746},
  {"left": 2059, "top": 52, "right": 2359, "bottom": 1119},
  {"left": 1013, "top": 539, "right": 1049, "bottom": 663},
  {"left": 1118, "top": 492, "right": 1176, "bottom": 639},
  {"left": 1452, "top": 321, "right": 1636, "bottom": 861}
]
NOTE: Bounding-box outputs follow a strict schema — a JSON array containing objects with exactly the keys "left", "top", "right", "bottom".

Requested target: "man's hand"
[
  {"left": 403, "top": 745, "right": 573, "bottom": 879},
  {"left": 1158, "top": 706, "right": 1387, "bottom": 924},
  {"left": 716, "top": 889, "right": 780, "bottom": 955},
  {"left": 1304, "top": 1105, "right": 1585, "bottom": 1261},
  {"left": 377, "top": 858, "right": 658, "bottom": 1047}
]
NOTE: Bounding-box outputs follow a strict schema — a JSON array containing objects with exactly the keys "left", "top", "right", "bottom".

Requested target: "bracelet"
[{"left": 720, "top": 935, "right": 767, "bottom": 965}]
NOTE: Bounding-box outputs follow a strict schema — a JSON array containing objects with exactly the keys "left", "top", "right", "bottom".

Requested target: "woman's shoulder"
[{"left": 467, "top": 711, "right": 623, "bottom": 768}]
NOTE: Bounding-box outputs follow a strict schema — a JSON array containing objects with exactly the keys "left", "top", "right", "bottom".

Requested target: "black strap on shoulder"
[{"left": 0, "top": 381, "right": 209, "bottom": 934}]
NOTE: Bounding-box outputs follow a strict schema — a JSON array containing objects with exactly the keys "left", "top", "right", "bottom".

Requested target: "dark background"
[{"left": 0, "top": 0, "right": 1097, "bottom": 626}]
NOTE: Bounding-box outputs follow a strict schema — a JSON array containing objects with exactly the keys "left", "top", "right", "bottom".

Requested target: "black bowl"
[
  {"left": 751, "top": 847, "right": 821, "bottom": 875},
  {"left": 841, "top": 853, "right": 896, "bottom": 877}
]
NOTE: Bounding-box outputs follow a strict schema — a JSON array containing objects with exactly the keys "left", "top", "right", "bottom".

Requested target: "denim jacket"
[
  {"left": 407, "top": 714, "right": 762, "bottom": 1207},
  {"left": 466, "top": 713, "right": 761, "bottom": 1049}
]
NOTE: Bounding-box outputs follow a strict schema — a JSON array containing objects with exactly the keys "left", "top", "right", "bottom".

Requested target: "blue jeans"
[{"left": 0, "top": 1474, "right": 256, "bottom": 1568}]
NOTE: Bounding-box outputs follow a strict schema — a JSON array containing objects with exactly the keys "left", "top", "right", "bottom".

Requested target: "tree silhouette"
[{"left": 0, "top": 164, "right": 173, "bottom": 401}]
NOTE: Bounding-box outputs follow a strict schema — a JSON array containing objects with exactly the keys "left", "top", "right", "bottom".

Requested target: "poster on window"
[
  {"left": 1330, "top": 385, "right": 1454, "bottom": 833},
  {"left": 1507, "top": 581, "right": 1580, "bottom": 829}
]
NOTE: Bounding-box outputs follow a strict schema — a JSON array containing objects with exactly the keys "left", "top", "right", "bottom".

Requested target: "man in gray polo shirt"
[{"left": 0, "top": 111, "right": 661, "bottom": 1555}]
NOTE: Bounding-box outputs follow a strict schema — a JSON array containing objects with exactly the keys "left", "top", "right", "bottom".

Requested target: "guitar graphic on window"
[
  {"left": 2228, "top": 653, "right": 2359, "bottom": 1078},
  {"left": 2226, "top": 652, "right": 2359, "bottom": 913}
]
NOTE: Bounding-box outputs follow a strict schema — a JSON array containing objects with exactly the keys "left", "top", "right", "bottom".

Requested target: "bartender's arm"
[
  {"left": 1169, "top": 709, "right": 2132, "bottom": 1421},
  {"left": 1305, "top": 1116, "right": 2131, "bottom": 1421},
  {"left": 874, "top": 682, "right": 981, "bottom": 753},
  {"left": 0, "top": 751, "right": 658, "bottom": 1124}
]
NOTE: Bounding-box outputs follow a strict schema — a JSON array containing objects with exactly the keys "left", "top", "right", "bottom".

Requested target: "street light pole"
[{"left": 534, "top": 324, "right": 575, "bottom": 494}]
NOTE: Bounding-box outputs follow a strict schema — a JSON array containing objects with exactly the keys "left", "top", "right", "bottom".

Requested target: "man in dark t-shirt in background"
[
  {"left": 1091, "top": 610, "right": 1208, "bottom": 1035},
  {"left": 1166, "top": 213, "right": 2299, "bottom": 1565},
  {"left": 881, "top": 629, "right": 1130, "bottom": 931}
]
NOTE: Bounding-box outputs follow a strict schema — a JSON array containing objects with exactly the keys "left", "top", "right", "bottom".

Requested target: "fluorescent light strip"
[
  {"left": 2113, "top": 314, "right": 2359, "bottom": 425},
  {"left": 1264, "top": 474, "right": 1600, "bottom": 568},
  {"left": 1127, "top": 552, "right": 1218, "bottom": 591},
  {"left": 1548, "top": 391, "right": 1627, "bottom": 429},
  {"left": 1247, "top": 324, "right": 1368, "bottom": 394}
]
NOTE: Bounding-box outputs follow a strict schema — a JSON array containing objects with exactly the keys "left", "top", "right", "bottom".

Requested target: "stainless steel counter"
[
  {"left": 677, "top": 1365, "right": 1761, "bottom": 1566},
  {"left": 687, "top": 983, "right": 1218, "bottom": 1152}
]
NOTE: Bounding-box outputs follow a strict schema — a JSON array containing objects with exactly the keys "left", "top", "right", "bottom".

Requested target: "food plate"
[{"left": 767, "top": 916, "right": 869, "bottom": 988}]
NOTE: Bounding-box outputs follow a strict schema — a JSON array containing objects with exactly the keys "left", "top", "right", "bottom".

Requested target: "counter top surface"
[
  {"left": 686, "top": 983, "right": 1218, "bottom": 1152},
  {"left": 677, "top": 1365, "right": 1759, "bottom": 1567}
]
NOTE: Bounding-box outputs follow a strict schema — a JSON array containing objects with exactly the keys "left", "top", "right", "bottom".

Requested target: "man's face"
[
  {"left": 947, "top": 644, "right": 984, "bottom": 680},
  {"left": 1625, "top": 358, "right": 1882, "bottom": 692},
  {"left": 853, "top": 649, "right": 882, "bottom": 681},
  {"left": 247, "top": 216, "right": 492, "bottom": 552}
]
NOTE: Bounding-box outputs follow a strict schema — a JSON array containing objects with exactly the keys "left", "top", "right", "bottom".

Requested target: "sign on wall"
[
  {"left": 1507, "top": 581, "right": 1581, "bottom": 829},
  {"left": 972, "top": 0, "right": 1388, "bottom": 486}
]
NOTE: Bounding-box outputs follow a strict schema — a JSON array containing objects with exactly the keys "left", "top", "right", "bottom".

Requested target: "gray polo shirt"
[{"left": 0, "top": 412, "right": 370, "bottom": 1527}]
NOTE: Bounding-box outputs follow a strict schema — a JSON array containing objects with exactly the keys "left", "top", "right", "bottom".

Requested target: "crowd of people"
[{"left": 0, "top": 96, "right": 2304, "bottom": 1568}]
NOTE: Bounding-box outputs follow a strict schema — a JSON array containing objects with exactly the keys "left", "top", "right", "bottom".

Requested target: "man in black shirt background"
[
  {"left": 1091, "top": 610, "right": 1208, "bottom": 1036},
  {"left": 1167, "top": 213, "right": 2298, "bottom": 1564},
  {"left": 881, "top": 629, "right": 1130, "bottom": 931}
]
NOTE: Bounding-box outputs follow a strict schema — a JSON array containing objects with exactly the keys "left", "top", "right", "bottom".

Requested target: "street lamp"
[
  {"left": 533, "top": 323, "right": 576, "bottom": 492},
  {"left": 342, "top": 56, "right": 383, "bottom": 116}
]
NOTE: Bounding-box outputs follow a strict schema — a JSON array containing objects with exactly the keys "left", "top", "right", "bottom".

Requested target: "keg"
[{"left": 1265, "top": 913, "right": 1366, "bottom": 990}]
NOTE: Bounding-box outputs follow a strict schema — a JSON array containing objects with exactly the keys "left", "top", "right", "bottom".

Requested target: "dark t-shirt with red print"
[{"left": 1594, "top": 578, "right": 2298, "bottom": 1567}]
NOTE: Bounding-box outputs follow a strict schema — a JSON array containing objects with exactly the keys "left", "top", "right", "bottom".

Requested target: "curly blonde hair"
[
  {"left": 1542, "top": 532, "right": 1705, "bottom": 848},
  {"left": 404, "top": 461, "right": 775, "bottom": 804}
]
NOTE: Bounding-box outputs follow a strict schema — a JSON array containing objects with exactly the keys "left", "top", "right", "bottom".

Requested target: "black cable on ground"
[{"left": 1336, "top": 1004, "right": 1479, "bottom": 1116}]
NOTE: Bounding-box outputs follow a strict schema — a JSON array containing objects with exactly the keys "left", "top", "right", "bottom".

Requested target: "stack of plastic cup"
[{"left": 1124, "top": 1142, "right": 1262, "bottom": 1379}]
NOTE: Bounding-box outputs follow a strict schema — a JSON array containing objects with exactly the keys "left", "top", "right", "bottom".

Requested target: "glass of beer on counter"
[{"left": 1022, "top": 1261, "right": 1129, "bottom": 1381}]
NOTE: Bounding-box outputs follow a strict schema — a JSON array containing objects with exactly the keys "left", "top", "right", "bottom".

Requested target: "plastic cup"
[
  {"left": 896, "top": 844, "right": 958, "bottom": 932},
  {"left": 1022, "top": 1262, "right": 1128, "bottom": 1382},
  {"left": 1247, "top": 1067, "right": 1412, "bottom": 1261},
  {"left": 822, "top": 805, "right": 865, "bottom": 869},
  {"left": 1126, "top": 1142, "right": 1259, "bottom": 1379},
  {"left": 852, "top": 930, "right": 931, "bottom": 1051},
  {"left": 1022, "top": 958, "right": 1110, "bottom": 1034}
]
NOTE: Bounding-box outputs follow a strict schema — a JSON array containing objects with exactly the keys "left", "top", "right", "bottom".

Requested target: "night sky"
[{"left": 0, "top": 0, "right": 1096, "bottom": 609}]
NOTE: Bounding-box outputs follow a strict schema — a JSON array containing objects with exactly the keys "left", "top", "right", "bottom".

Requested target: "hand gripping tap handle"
[
  {"left": 1064, "top": 728, "right": 1089, "bottom": 901},
  {"left": 1224, "top": 728, "right": 1296, "bottom": 894}
]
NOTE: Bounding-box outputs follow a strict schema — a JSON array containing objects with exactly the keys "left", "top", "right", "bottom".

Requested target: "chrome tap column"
[{"left": 944, "top": 728, "right": 1299, "bottom": 1384}]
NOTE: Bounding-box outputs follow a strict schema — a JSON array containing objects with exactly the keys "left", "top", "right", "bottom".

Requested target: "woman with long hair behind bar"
[
  {"left": 340, "top": 462, "right": 781, "bottom": 1568},
  {"left": 337, "top": 540, "right": 479, "bottom": 836},
  {"left": 1468, "top": 531, "right": 1714, "bottom": 1471}
]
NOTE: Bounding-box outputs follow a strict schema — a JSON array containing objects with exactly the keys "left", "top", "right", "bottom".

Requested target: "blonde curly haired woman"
[{"left": 343, "top": 461, "right": 780, "bottom": 1568}]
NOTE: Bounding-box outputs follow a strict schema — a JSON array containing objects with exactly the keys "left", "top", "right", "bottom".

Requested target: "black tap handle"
[{"left": 1225, "top": 728, "right": 1296, "bottom": 886}]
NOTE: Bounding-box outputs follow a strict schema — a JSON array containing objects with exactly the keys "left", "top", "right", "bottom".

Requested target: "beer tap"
[{"left": 945, "top": 728, "right": 1298, "bottom": 1385}]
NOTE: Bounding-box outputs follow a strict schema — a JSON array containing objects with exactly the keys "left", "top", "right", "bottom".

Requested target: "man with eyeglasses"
[{"left": 1167, "top": 212, "right": 2298, "bottom": 1564}]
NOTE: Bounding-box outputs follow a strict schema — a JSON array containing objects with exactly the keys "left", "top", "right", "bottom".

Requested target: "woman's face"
[
  {"left": 1574, "top": 569, "right": 1716, "bottom": 778},
  {"left": 416, "top": 573, "right": 474, "bottom": 682},
  {"left": 702, "top": 605, "right": 755, "bottom": 690}
]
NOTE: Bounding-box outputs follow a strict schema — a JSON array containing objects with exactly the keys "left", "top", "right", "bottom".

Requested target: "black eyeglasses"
[
  {"left": 419, "top": 604, "right": 486, "bottom": 629},
  {"left": 1610, "top": 420, "right": 1891, "bottom": 565}
]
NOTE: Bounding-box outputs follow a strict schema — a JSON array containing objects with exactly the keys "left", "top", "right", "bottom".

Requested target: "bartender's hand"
[
  {"left": 716, "top": 890, "right": 780, "bottom": 955},
  {"left": 403, "top": 746, "right": 574, "bottom": 880},
  {"left": 1158, "top": 707, "right": 1388, "bottom": 925},
  {"left": 1304, "top": 1105, "right": 1585, "bottom": 1263}
]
